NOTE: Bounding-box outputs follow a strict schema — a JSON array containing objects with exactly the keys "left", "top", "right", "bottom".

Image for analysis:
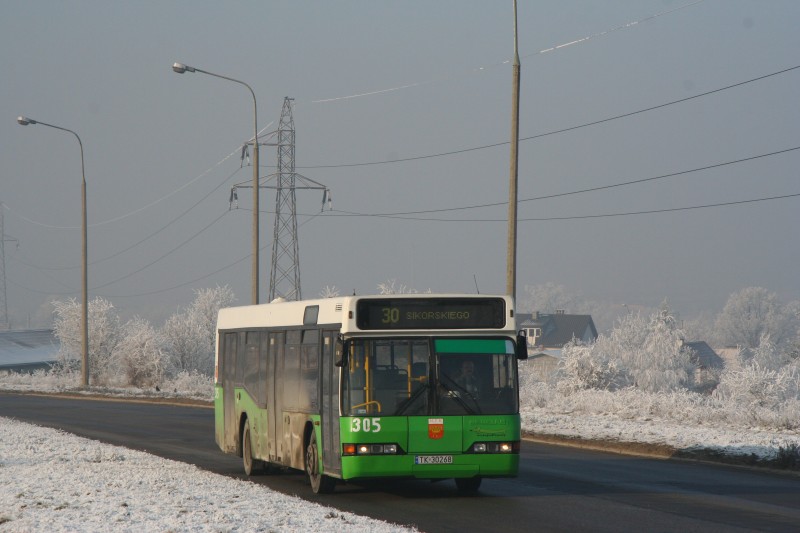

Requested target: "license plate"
[{"left": 415, "top": 455, "right": 453, "bottom": 465}]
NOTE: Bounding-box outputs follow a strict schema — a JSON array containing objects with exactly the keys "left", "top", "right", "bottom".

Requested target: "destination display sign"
[{"left": 355, "top": 298, "right": 506, "bottom": 330}]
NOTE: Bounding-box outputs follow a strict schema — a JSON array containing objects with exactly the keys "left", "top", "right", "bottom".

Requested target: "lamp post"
[
  {"left": 16, "top": 116, "right": 89, "bottom": 388},
  {"left": 172, "top": 62, "right": 261, "bottom": 305}
]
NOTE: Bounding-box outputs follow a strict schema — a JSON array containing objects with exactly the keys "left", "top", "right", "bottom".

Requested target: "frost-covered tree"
[
  {"left": 714, "top": 287, "right": 796, "bottom": 350},
  {"left": 162, "top": 312, "right": 204, "bottom": 375},
  {"left": 161, "top": 286, "right": 235, "bottom": 376},
  {"left": 557, "top": 310, "right": 694, "bottom": 393},
  {"left": 190, "top": 286, "right": 236, "bottom": 356},
  {"left": 52, "top": 297, "right": 122, "bottom": 385},
  {"left": 114, "top": 317, "right": 165, "bottom": 388},
  {"left": 682, "top": 311, "right": 717, "bottom": 344},
  {"left": 377, "top": 279, "right": 431, "bottom": 295},
  {"left": 522, "top": 282, "right": 580, "bottom": 314},
  {"left": 318, "top": 286, "right": 341, "bottom": 298},
  {"left": 747, "top": 335, "right": 792, "bottom": 372},
  {"left": 557, "top": 339, "right": 629, "bottom": 393},
  {"left": 714, "top": 361, "right": 800, "bottom": 412},
  {"left": 631, "top": 311, "right": 694, "bottom": 393}
]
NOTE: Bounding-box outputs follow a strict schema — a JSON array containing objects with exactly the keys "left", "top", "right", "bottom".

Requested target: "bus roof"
[{"left": 216, "top": 294, "right": 517, "bottom": 334}]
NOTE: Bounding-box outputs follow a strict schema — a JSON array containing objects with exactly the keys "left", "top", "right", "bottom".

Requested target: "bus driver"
[{"left": 455, "top": 360, "right": 480, "bottom": 397}]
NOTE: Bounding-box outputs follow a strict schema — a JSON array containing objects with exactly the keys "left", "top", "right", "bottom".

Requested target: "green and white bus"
[{"left": 214, "top": 294, "right": 527, "bottom": 493}]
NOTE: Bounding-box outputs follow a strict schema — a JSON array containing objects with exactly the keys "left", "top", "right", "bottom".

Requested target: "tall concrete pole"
[{"left": 506, "top": 0, "right": 521, "bottom": 301}]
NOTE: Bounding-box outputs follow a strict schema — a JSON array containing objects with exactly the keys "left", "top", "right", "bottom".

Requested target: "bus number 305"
[{"left": 351, "top": 417, "right": 382, "bottom": 433}]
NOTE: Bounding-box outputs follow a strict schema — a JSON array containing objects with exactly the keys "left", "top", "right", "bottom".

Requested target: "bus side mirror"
[
  {"left": 335, "top": 335, "right": 348, "bottom": 367},
  {"left": 516, "top": 331, "right": 528, "bottom": 360}
]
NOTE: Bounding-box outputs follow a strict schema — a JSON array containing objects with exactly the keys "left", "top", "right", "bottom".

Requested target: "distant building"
[
  {"left": 715, "top": 346, "right": 743, "bottom": 371},
  {"left": 682, "top": 341, "right": 725, "bottom": 391},
  {"left": 682, "top": 341, "right": 725, "bottom": 371},
  {"left": 0, "top": 329, "right": 60, "bottom": 373},
  {"left": 517, "top": 311, "right": 598, "bottom": 382}
]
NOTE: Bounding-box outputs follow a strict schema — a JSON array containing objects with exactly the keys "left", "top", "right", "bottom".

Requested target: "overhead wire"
[
  {"left": 34, "top": 82, "right": 800, "bottom": 292},
  {"left": 12, "top": 0, "right": 794, "bottom": 298},
  {"left": 102, "top": 206, "right": 327, "bottom": 297},
  {"left": 90, "top": 209, "right": 233, "bottom": 291},
  {"left": 326, "top": 192, "right": 800, "bottom": 223},
  {"left": 317, "top": 145, "right": 800, "bottom": 218},
  {"left": 298, "top": 64, "right": 800, "bottom": 169},
  {"left": 308, "top": 0, "right": 706, "bottom": 104},
  {"left": 7, "top": 166, "right": 247, "bottom": 272}
]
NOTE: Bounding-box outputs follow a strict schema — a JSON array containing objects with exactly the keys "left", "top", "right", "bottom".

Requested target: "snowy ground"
[
  {"left": 0, "top": 417, "right": 416, "bottom": 533},
  {"left": 524, "top": 410, "right": 800, "bottom": 462}
]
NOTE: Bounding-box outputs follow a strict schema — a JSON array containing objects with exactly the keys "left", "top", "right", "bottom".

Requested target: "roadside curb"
[
  {"left": 0, "top": 389, "right": 213, "bottom": 409},
  {"left": 524, "top": 431, "right": 800, "bottom": 475}
]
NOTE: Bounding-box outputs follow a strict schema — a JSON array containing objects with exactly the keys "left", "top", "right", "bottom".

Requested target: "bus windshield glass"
[{"left": 341, "top": 337, "right": 518, "bottom": 417}]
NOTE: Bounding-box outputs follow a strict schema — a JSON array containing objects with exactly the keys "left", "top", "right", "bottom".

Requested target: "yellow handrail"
[{"left": 351, "top": 400, "right": 381, "bottom": 414}]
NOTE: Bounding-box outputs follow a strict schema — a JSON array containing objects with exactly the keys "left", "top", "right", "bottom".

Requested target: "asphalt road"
[{"left": 2, "top": 392, "right": 800, "bottom": 532}]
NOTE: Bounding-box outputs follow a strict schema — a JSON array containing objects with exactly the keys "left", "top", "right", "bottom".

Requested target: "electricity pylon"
[
  {"left": 0, "top": 205, "right": 19, "bottom": 330},
  {"left": 231, "top": 97, "right": 330, "bottom": 302}
]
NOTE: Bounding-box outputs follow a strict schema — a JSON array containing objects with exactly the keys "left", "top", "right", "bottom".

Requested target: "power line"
[
  {"left": 99, "top": 211, "right": 326, "bottom": 299},
  {"left": 90, "top": 210, "right": 232, "bottom": 291},
  {"left": 298, "top": 64, "right": 800, "bottom": 170},
  {"left": 319, "top": 145, "right": 800, "bottom": 218},
  {"left": 7, "top": 166, "right": 246, "bottom": 272},
  {"left": 326, "top": 192, "right": 800, "bottom": 223}
]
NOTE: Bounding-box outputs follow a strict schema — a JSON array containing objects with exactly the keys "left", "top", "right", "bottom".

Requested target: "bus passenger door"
[
  {"left": 269, "top": 332, "right": 284, "bottom": 464},
  {"left": 321, "top": 330, "right": 342, "bottom": 475},
  {"left": 222, "top": 332, "right": 238, "bottom": 453}
]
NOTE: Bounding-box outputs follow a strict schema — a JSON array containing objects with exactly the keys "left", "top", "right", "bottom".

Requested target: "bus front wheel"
[{"left": 306, "top": 438, "right": 335, "bottom": 494}]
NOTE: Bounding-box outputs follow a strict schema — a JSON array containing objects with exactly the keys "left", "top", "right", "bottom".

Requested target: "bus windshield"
[{"left": 341, "top": 337, "right": 518, "bottom": 417}]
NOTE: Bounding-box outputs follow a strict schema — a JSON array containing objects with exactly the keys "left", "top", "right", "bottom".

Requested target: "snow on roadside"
[
  {"left": 0, "top": 418, "right": 416, "bottom": 533},
  {"left": 523, "top": 410, "right": 800, "bottom": 460}
]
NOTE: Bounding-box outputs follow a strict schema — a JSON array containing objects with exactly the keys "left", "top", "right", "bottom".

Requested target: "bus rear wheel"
[
  {"left": 242, "top": 419, "right": 263, "bottom": 476},
  {"left": 455, "top": 477, "right": 482, "bottom": 494},
  {"left": 306, "top": 438, "right": 335, "bottom": 494}
]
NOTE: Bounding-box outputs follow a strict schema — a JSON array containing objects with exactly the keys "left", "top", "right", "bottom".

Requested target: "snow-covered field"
[
  {"left": 2, "top": 368, "right": 799, "bottom": 532},
  {"left": 0, "top": 418, "right": 416, "bottom": 532}
]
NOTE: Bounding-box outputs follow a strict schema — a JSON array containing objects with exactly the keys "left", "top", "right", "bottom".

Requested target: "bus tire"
[
  {"left": 306, "top": 437, "right": 335, "bottom": 494},
  {"left": 242, "top": 419, "right": 263, "bottom": 476},
  {"left": 455, "top": 477, "right": 482, "bottom": 494}
]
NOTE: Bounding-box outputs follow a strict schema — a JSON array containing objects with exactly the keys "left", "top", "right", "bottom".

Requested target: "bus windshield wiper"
[{"left": 395, "top": 383, "right": 428, "bottom": 416}]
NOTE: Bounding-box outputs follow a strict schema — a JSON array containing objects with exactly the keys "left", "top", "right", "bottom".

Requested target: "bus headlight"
[
  {"left": 343, "top": 443, "right": 402, "bottom": 456},
  {"left": 469, "top": 441, "right": 518, "bottom": 454}
]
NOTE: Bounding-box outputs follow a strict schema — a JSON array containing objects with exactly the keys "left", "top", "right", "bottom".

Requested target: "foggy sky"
[{"left": 2, "top": 0, "right": 798, "bottom": 328}]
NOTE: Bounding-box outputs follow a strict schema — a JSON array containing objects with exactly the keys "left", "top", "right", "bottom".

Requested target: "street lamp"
[
  {"left": 16, "top": 116, "right": 89, "bottom": 388},
  {"left": 172, "top": 62, "right": 261, "bottom": 305}
]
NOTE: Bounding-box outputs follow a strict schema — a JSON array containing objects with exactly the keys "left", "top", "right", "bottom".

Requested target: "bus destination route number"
[
  {"left": 415, "top": 455, "right": 453, "bottom": 465},
  {"left": 356, "top": 298, "right": 505, "bottom": 330}
]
